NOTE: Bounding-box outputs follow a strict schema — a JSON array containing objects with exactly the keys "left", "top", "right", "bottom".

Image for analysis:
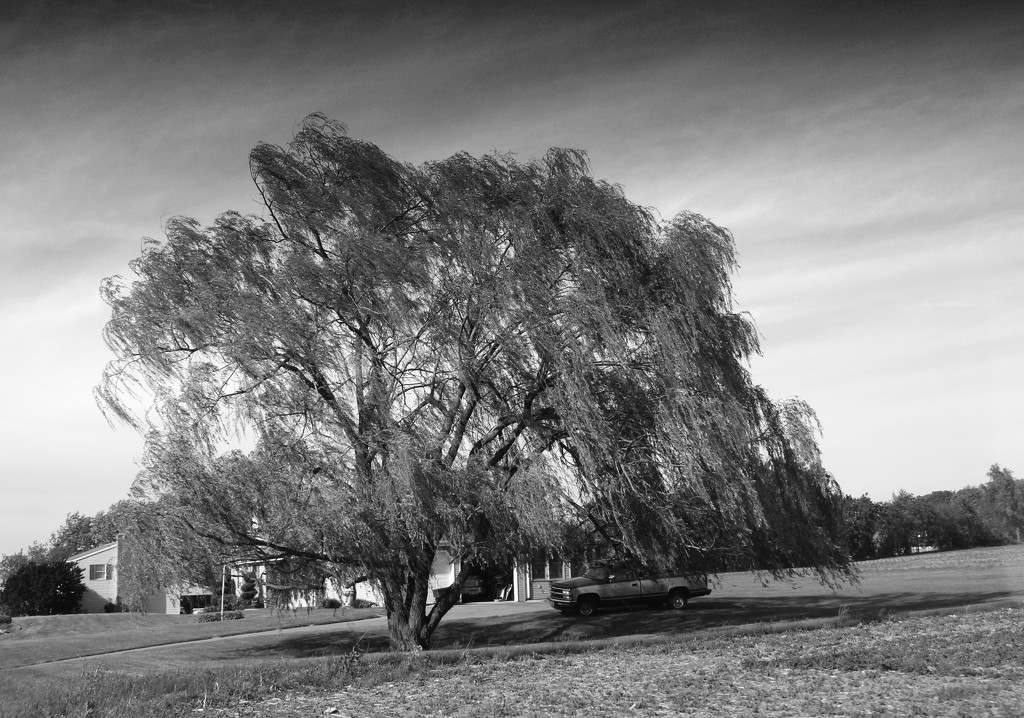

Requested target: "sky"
[{"left": 2, "top": 0, "right": 1022, "bottom": 557}]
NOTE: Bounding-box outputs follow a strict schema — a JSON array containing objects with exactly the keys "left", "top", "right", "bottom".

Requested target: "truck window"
[{"left": 608, "top": 565, "right": 634, "bottom": 581}]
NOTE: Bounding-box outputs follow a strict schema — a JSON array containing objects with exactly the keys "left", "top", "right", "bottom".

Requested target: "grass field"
[
  {"left": 246, "top": 606, "right": 1024, "bottom": 717},
  {"left": 1, "top": 544, "right": 1023, "bottom": 716},
  {"left": 0, "top": 607, "right": 384, "bottom": 670}
]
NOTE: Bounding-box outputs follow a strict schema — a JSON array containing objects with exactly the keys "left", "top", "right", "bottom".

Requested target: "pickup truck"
[{"left": 548, "top": 563, "right": 711, "bottom": 616}]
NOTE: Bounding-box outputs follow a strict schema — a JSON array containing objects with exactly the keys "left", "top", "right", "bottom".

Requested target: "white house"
[
  {"left": 68, "top": 542, "right": 119, "bottom": 613},
  {"left": 67, "top": 541, "right": 201, "bottom": 614},
  {"left": 230, "top": 547, "right": 461, "bottom": 609}
]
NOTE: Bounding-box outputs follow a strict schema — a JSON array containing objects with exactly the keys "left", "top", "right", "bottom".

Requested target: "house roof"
[{"left": 68, "top": 541, "right": 118, "bottom": 563}]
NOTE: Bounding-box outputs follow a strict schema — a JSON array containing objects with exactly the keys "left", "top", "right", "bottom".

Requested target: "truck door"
[
  {"left": 603, "top": 564, "right": 640, "bottom": 606},
  {"left": 638, "top": 571, "right": 670, "bottom": 602}
]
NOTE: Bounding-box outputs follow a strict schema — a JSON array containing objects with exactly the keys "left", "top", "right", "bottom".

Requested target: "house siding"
[
  {"left": 224, "top": 546, "right": 467, "bottom": 612},
  {"left": 144, "top": 591, "right": 179, "bottom": 614},
  {"left": 514, "top": 556, "right": 571, "bottom": 601},
  {"left": 426, "top": 547, "right": 457, "bottom": 604},
  {"left": 72, "top": 543, "right": 118, "bottom": 613},
  {"left": 69, "top": 541, "right": 191, "bottom": 615},
  {"left": 514, "top": 559, "right": 529, "bottom": 602}
]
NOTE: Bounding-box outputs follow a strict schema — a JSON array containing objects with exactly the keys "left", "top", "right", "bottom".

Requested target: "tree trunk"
[
  {"left": 380, "top": 558, "right": 432, "bottom": 650},
  {"left": 386, "top": 609, "right": 427, "bottom": 651},
  {"left": 422, "top": 558, "right": 475, "bottom": 640},
  {"left": 380, "top": 554, "right": 477, "bottom": 651}
]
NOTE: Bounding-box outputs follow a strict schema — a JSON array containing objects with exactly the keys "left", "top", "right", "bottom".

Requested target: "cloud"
[{"left": 2, "top": 0, "right": 1023, "bottom": 553}]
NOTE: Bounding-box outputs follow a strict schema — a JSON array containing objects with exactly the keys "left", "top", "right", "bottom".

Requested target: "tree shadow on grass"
[{"left": 229, "top": 589, "right": 1017, "bottom": 660}]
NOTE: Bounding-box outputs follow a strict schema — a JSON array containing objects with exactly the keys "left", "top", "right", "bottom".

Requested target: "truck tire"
[
  {"left": 668, "top": 589, "right": 689, "bottom": 610},
  {"left": 576, "top": 595, "right": 598, "bottom": 617}
]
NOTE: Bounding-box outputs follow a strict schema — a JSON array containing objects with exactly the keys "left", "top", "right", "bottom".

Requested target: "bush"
[
  {"left": 0, "top": 561, "right": 86, "bottom": 616},
  {"left": 0, "top": 607, "right": 11, "bottom": 625},
  {"left": 239, "top": 573, "right": 259, "bottom": 607},
  {"left": 197, "top": 610, "right": 244, "bottom": 623},
  {"left": 221, "top": 594, "right": 245, "bottom": 611},
  {"left": 322, "top": 598, "right": 342, "bottom": 609}
]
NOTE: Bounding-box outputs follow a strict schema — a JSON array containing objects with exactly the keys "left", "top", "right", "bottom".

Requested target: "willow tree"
[{"left": 99, "top": 113, "right": 851, "bottom": 650}]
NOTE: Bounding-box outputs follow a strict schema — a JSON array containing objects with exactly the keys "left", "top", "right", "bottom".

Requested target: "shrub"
[
  {"left": 239, "top": 573, "right": 259, "bottom": 607},
  {"left": 0, "top": 607, "right": 11, "bottom": 625},
  {"left": 221, "top": 594, "right": 244, "bottom": 611},
  {"left": 197, "top": 610, "right": 244, "bottom": 623},
  {"left": 0, "top": 561, "right": 86, "bottom": 616},
  {"left": 322, "top": 598, "right": 342, "bottom": 609}
]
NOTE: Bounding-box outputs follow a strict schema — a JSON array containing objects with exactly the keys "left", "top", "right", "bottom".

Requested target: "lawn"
[
  {"left": 2, "top": 544, "right": 1023, "bottom": 716},
  {"left": 3, "top": 605, "right": 1022, "bottom": 716},
  {"left": 252, "top": 606, "right": 1024, "bottom": 717},
  {"left": 0, "top": 606, "right": 384, "bottom": 670}
]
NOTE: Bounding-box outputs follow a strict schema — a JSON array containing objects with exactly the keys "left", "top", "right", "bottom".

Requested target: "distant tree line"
[{"left": 841, "top": 465, "right": 1022, "bottom": 561}]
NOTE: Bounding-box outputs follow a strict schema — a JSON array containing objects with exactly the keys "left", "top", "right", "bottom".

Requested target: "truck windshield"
[{"left": 583, "top": 567, "right": 609, "bottom": 580}]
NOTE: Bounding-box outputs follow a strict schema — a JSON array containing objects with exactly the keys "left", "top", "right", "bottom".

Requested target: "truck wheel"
[
  {"left": 668, "top": 589, "right": 689, "bottom": 610},
  {"left": 576, "top": 596, "right": 598, "bottom": 617}
]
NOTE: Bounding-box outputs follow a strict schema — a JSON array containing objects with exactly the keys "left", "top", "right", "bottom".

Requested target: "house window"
[
  {"left": 529, "top": 552, "right": 564, "bottom": 580},
  {"left": 530, "top": 552, "right": 548, "bottom": 579},
  {"left": 548, "top": 559, "right": 563, "bottom": 580},
  {"left": 89, "top": 564, "right": 113, "bottom": 580}
]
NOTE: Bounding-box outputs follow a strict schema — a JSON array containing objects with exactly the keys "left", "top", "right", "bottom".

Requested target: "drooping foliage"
[
  {"left": 110, "top": 495, "right": 227, "bottom": 613},
  {"left": 98, "top": 114, "right": 851, "bottom": 649}
]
